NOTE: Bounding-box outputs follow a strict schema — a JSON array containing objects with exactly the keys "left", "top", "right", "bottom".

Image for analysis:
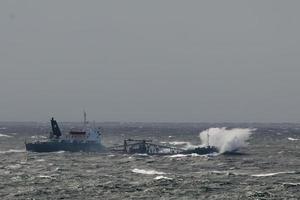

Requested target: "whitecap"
[
  {"left": 53, "top": 167, "right": 60, "bottom": 172},
  {"left": 6, "top": 164, "right": 22, "bottom": 169},
  {"left": 251, "top": 171, "right": 295, "bottom": 177},
  {"left": 31, "top": 135, "right": 47, "bottom": 139},
  {"left": 154, "top": 176, "right": 172, "bottom": 180},
  {"left": 0, "top": 149, "right": 26, "bottom": 154},
  {"left": 0, "top": 133, "right": 12, "bottom": 138},
  {"left": 54, "top": 151, "right": 65, "bottom": 154},
  {"left": 133, "top": 153, "right": 149, "bottom": 157},
  {"left": 37, "top": 175, "right": 55, "bottom": 179},
  {"left": 168, "top": 154, "right": 188, "bottom": 158},
  {"left": 288, "top": 137, "right": 299, "bottom": 141},
  {"left": 190, "top": 153, "right": 207, "bottom": 157},
  {"left": 132, "top": 168, "right": 166, "bottom": 175},
  {"left": 168, "top": 141, "right": 189, "bottom": 145}
]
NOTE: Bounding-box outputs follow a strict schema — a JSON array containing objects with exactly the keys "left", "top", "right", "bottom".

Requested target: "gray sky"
[{"left": 0, "top": 1, "right": 300, "bottom": 122}]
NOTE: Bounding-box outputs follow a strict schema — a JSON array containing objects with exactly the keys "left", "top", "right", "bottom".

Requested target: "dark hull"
[
  {"left": 26, "top": 141, "right": 106, "bottom": 153},
  {"left": 183, "top": 146, "right": 218, "bottom": 155}
]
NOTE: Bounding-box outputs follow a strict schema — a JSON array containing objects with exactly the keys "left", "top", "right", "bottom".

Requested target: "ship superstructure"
[{"left": 26, "top": 113, "right": 106, "bottom": 152}]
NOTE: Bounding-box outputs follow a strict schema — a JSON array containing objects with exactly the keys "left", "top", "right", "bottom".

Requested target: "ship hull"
[
  {"left": 182, "top": 146, "right": 219, "bottom": 155},
  {"left": 26, "top": 141, "right": 106, "bottom": 153}
]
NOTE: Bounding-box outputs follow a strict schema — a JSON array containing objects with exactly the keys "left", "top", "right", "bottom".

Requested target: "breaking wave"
[
  {"left": 0, "top": 133, "right": 12, "bottom": 138},
  {"left": 168, "top": 154, "right": 188, "bottom": 158},
  {"left": 287, "top": 137, "right": 299, "bottom": 141},
  {"left": 54, "top": 151, "right": 66, "bottom": 154},
  {"left": 251, "top": 171, "right": 296, "bottom": 177},
  {"left": 0, "top": 149, "right": 26, "bottom": 154},
  {"left": 131, "top": 168, "right": 166, "bottom": 175},
  {"left": 154, "top": 176, "right": 172, "bottom": 180},
  {"left": 199, "top": 128, "right": 254, "bottom": 153}
]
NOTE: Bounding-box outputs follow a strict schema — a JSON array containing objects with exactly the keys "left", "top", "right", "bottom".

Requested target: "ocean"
[{"left": 0, "top": 122, "right": 299, "bottom": 199}]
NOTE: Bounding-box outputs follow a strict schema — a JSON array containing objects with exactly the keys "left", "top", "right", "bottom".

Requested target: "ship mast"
[{"left": 83, "top": 110, "right": 87, "bottom": 127}]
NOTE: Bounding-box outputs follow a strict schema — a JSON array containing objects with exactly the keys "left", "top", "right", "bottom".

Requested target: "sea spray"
[{"left": 199, "top": 128, "right": 253, "bottom": 153}]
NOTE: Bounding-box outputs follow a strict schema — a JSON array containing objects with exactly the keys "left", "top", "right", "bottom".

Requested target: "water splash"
[{"left": 199, "top": 128, "right": 253, "bottom": 153}]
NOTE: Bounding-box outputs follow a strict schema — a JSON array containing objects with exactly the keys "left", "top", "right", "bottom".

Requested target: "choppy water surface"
[{"left": 0, "top": 122, "right": 300, "bottom": 199}]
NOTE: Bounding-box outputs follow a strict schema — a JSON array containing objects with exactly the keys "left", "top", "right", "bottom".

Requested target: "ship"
[
  {"left": 181, "top": 145, "right": 218, "bottom": 155},
  {"left": 25, "top": 112, "right": 106, "bottom": 153},
  {"left": 181, "top": 131, "right": 219, "bottom": 155},
  {"left": 110, "top": 138, "right": 219, "bottom": 155}
]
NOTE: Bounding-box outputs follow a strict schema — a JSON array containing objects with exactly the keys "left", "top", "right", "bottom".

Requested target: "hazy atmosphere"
[{"left": 0, "top": 0, "right": 300, "bottom": 122}]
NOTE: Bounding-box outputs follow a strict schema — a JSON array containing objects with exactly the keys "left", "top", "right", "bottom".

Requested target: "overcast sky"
[{"left": 0, "top": 1, "right": 300, "bottom": 122}]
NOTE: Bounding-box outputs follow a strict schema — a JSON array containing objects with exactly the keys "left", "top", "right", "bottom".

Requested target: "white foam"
[
  {"left": 168, "top": 154, "right": 188, "bottom": 158},
  {"left": 0, "top": 127, "right": 7, "bottom": 130},
  {"left": 189, "top": 153, "right": 204, "bottom": 157},
  {"left": 53, "top": 167, "right": 60, "bottom": 172},
  {"left": 168, "top": 141, "right": 189, "bottom": 145},
  {"left": 168, "top": 141, "right": 199, "bottom": 150},
  {"left": 133, "top": 153, "right": 149, "bottom": 157},
  {"left": 154, "top": 176, "right": 172, "bottom": 180},
  {"left": 199, "top": 128, "right": 253, "bottom": 153},
  {"left": 251, "top": 171, "right": 295, "bottom": 177},
  {"left": 288, "top": 137, "right": 299, "bottom": 141},
  {"left": 0, "top": 149, "right": 26, "bottom": 154},
  {"left": 54, "top": 151, "right": 65, "bottom": 154},
  {"left": 205, "top": 170, "right": 248, "bottom": 176},
  {"left": 31, "top": 135, "right": 47, "bottom": 139},
  {"left": 6, "top": 164, "right": 22, "bottom": 169},
  {"left": 208, "top": 170, "right": 230, "bottom": 175},
  {"left": 0, "top": 133, "right": 12, "bottom": 138},
  {"left": 132, "top": 168, "right": 166, "bottom": 175},
  {"left": 37, "top": 175, "right": 55, "bottom": 179},
  {"left": 168, "top": 153, "right": 210, "bottom": 158}
]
